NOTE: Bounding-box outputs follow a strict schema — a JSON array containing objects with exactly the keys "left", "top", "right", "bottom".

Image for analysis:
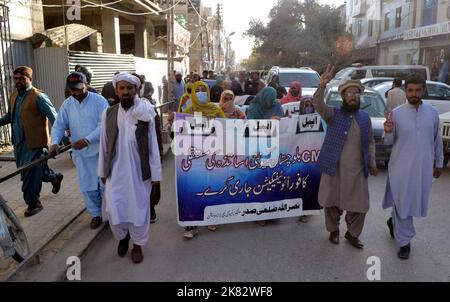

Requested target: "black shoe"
[
  {"left": 387, "top": 217, "right": 395, "bottom": 239},
  {"left": 329, "top": 231, "right": 340, "bottom": 244},
  {"left": 344, "top": 231, "right": 364, "bottom": 249},
  {"left": 398, "top": 243, "right": 411, "bottom": 260},
  {"left": 131, "top": 244, "right": 144, "bottom": 264},
  {"left": 90, "top": 216, "right": 103, "bottom": 229},
  {"left": 150, "top": 208, "right": 157, "bottom": 224},
  {"left": 117, "top": 233, "right": 131, "bottom": 257},
  {"left": 24, "top": 202, "right": 43, "bottom": 217},
  {"left": 51, "top": 173, "right": 64, "bottom": 194}
]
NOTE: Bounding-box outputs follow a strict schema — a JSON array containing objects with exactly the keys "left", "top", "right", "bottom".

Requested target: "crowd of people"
[{"left": 0, "top": 62, "right": 444, "bottom": 264}]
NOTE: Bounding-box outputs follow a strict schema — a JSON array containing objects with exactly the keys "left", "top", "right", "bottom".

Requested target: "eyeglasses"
[
  {"left": 223, "top": 97, "right": 233, "bottom": 101},
  {"left": 344, "top": 92, "right": 361, "bottom": 97},
  {"left": 13, "top": 76, "right": 27, "bottom": 82}
]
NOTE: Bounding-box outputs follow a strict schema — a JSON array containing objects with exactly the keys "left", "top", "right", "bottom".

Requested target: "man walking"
[
  {"left": 98, "top": 73, "right": 161, "bottom": 263},
  {"left": 0, "top": 66, "right": 63, "bottom": 217},
  {"left": 313, "top": 65, "right": 378, "bottom": 248},
  {"left": 383, "top": 74, "right": 443, "bottom": 259},
  {"left": 386, "top": 77, "right": 406, "bottom": 115},
  {"left": 50, "top": 72, "right": 109, "bottom": 229}
]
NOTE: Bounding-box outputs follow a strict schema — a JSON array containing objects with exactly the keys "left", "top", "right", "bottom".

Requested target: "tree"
[{"left": 244, "top": 0, "right": 352, "bottom": 72}]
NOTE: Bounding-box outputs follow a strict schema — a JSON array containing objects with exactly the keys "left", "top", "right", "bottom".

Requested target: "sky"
[{"left": 202, "top": 0, "right": 346, "bottom": 63}]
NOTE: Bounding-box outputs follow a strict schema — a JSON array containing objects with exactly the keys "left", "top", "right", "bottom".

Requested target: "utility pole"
[
  {"left": 167, "top": 0, "right": 174, "bottom": 107},
  {"left": 216, "top": 3, "right": 222, "bottom": 73}
]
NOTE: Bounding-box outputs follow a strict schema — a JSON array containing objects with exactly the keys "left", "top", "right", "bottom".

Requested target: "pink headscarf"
[{"left": 280, "top": 81, "right": 302, "bottom": 105}]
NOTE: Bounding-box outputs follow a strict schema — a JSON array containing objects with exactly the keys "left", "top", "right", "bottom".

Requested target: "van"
[{"left": 330, "top": 65, "right": 430, "bottom": 86}]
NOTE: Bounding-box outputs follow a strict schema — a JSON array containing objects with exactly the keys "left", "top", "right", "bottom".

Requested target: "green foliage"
[{"left": 244, "top": 0, "right": 352, "bottom": 72}]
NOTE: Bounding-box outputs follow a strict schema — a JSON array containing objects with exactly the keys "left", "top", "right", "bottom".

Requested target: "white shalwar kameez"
[{"left": 98, "top": 97, "right": 161, "bottom": 246}]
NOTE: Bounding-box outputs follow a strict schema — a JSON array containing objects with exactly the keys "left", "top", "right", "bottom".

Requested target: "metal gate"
[{"left": 0, "top": 4, "right": 13, "bottom": 145}]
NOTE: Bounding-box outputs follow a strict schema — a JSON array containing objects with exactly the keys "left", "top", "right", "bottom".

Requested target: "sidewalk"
[{"left": 0, "top": 152, "right": 85, "bottom": 280}]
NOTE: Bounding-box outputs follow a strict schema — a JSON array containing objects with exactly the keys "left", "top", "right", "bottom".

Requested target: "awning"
[{"left": 31, "top": 24, "right": 97, "bottom": 48}]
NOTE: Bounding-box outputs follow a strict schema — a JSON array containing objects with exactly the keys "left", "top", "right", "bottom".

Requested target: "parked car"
[
  {"left": 439, "top": 111, "right": 450, "bottom": 167},
  {"left": 329, "top": 65, "right": 430, "bottom": 87},
  {"left": 373, "top": 80, "right": 450, "bottom": 114},
  {"left": 266, "top": 67, "right": 320, "bottom": 96},
  {"left": 325, "top": 86, "right": 391, "bottom": 164},
  {"left": 360, "top": 77, "right": 394, "bottom": 88}
]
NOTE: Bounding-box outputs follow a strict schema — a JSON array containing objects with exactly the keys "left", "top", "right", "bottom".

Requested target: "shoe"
[
  {"left": 299, "top": 215, "right": 311, "bottom": 223},
  {"left": 344, "top": 231, "right": 364, "bottom": 249},
  {"left": 90, "top": 216, "right": 103, "bottom": 229},
  {"left": 207, "top": 225, "right": 218, "bottom": 231},
  {"left": 24, "top": 202, "right": 43, "bottom": 217},
  {"left": 257, "top": 220, "right": 267, "bottom": 226},
  {"left": 51, "top": 173, "right": 64, "bottom": 194},
  {"left": 131, "top": 244, "right": 144, "bottom": 264},
  {"left": 150, "top": 208, "right": 157, "bottom": 224},
  {"left": 398, "top": 243, "right": 411, "bottom": 260},
  {"left": 387, "top": 217, "right": 395, "bottom": 239},
  {"left": 183, "top": 227, "right": 198, "bottom": 239},
  {"left": 117, "top": 233, "right": 131, "bottom": 257},
  {"left": 329, "top": 231, "right": 339, "bottom": 244}
]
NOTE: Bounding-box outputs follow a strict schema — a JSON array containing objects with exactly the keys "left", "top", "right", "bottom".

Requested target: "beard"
[
  {"left": 120, "top": 95, "right": 134, "bottom": 109},
  {"left": 342, "top": 100, "right": 360, "bottom": 112},
  {"left": 407, "top": 97, "right": 421, "bottom": 105}
]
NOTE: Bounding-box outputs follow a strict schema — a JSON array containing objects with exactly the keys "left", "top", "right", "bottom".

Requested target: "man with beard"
[
  {"left": 50, "top": 72, "right": 109, "bottom": 229},
  {"left": 382, "top": 74, "right": 443, "bottom": 259},
  {"left": 0, "top": 66, "right": 63, "bottom": 217},
  {"left": 313, "top": 65, "right": 378, "bottom": 249},
  {"left": 172, "top": 71, "right": 185, "bottom": 112},
  {"left": 98, "top": 72, "right": 161, "bottom": 263}
]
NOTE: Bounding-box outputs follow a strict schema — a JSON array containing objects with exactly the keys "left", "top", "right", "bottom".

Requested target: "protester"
[
  {"left": 182, "top": 81, "right": 224, "bottom": 238},
  {"left": 219, "top": 90, "right": 246, "bottom": 119},
  {"left": 98, "top": 72, "right": 161, "bottom": 263},
  {"left": 281, "top": 81, "right": 302, "bottom": 105},
  {"left": 50, "top": 72, "right": 108, "bottom": 229},
  {"left": 385, "top": 77, "right": 406, "bottom": 116},
  {"left": 246, "top": 71, "right": 266, "bottom": 95},
  {"left": 299, "top": 96, "right": 315, "bottom": 114},
  {"left": 102, "top": 72, "right": 120, "bottom": 105},
  {"left": 178, "top": 82, "right": 193, "bottom": 112},
  {"left": 202, "top": 70, "right": 209, "bottom": 80},
  {"left": 382, "top": 74, "right": 443, "bottom": 260},
  {"left": 210, "top": 77, "right": 225, "bottom": 102},
  {"left": 138, "top": 74, "right": 154, "bottom": 101},
  {"left": 268, "top": 75, "right": 287, "bottom": 99},
  {"left": 313, "top": 65, "right": 378, "bottom": 249},
  {"left": 246, "top": 86, "right": 283, "bottom": 120},
  {"left": 0, "top": 66, "right": 63, "bottom": 217},
  {"left": 173, "top": 71, "right": 185, "bottom": 111}
]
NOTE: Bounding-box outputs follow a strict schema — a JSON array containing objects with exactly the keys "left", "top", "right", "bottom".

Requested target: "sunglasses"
[{"left": 344, "top": 92, "right": 361, "bottom": 97}]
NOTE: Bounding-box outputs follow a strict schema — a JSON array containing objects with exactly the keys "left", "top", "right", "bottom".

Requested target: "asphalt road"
[{"left": 79, "top": 154, "right": 450, "bottom": 282}]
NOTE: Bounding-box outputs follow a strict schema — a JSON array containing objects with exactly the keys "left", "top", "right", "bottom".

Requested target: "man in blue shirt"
[{"left": 50, "top": 72, "right": 109, "bottom": 229}]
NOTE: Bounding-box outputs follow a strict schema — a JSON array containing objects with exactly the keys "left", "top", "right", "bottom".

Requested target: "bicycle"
[
  {"left": 0, "top": 194, "right": 29, "bottom": 262},
  {"left": 0, "top": 144, "right": 71, "bottom": 263}
]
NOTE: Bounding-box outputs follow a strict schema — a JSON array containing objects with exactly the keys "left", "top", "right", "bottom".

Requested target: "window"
[
  {"left": 422, "top": 0, "right": 438, "bottom": 26},
  {"left": 395, "top": 7, "right": 402, "bottom": 28},
  {"left": 368, "top": 20, "right": 373, "bottom": 37},
  {"left": 349, "top": 69, "right": 367, "bottom": 80},
  {"left": 327, "top": 92, "right": 385, "bottom": 117},
  {"left": 393, "top": 55, "right": 399, "bottom": 65},
  {"left": 384, "top": 13, "right": 390, "bottom": 31},
  {"left": 426, "top": 84, "right": 450, "bottom": 100},
  {"left": 278, "top": 73, "right": 320, "bottom": 88}
]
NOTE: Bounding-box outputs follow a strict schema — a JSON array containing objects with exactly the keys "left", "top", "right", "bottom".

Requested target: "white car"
[
  {"left": 373, "top": 80, "right": 450, "bottom": 114},
  {"left": 266, "top": 67, "right": 320, "bottom": 97},
  {"left": 439, "top": 111, "right": 450, "bottom": 166}
]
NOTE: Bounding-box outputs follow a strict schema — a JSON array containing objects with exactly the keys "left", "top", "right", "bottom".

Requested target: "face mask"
[{"left": 196, "top": 91, "right": 208, "bottom": 104}]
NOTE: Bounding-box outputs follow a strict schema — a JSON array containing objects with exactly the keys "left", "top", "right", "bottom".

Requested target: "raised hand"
[
  {"left": 319, "top": 64, "right": 335, "bottom": 87},
  {"left": 384, "top": 112, "right": 394, "bottom": 133}
]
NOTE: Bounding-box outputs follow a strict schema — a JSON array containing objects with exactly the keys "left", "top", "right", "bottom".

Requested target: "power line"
[{"left": 187, "top": 0, "right": 208, "bottom": 23}]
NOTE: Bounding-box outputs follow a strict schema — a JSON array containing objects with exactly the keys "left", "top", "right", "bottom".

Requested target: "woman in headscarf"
[
  {"left": 299, "top": 96, "right": 315, "bottom": 115},
  {"left": 268, "top": 75, "right": 287, "bottom": 99},
  {"left": 247, "top": 86, "right": 284, "bottom": 120},
  {"left": 177, "top": 82, "right": 193, "bottom": 112},
  {"left": 182, "top": 81, "right": 225, "bottom": 118},
  {"left": 219, "top": 90, "right": 246, "bottom": 119},
  {"left": 280, "top": 81, "right": 302, "bottom": 105},
  {"left": 182, "top": 81, "right": 224, "bottom": 239}
]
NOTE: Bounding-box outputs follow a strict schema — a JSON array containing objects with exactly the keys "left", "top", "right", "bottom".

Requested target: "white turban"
[{"left": 112, "top": 72, "right": 141, "bottom": 88}]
